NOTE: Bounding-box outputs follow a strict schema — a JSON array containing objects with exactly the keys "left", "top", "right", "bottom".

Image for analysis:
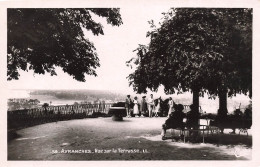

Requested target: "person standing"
[
  {"left": 125, "top": 95, "right": 132, "bottom": 118},
  {"left": 133, "top": 96, "right": 139, "bottom": 117},
  {"left": 154, "top": 97, "right": 162, "bottom": 117},
  {"left": 168, "top": 97, "right": 175, "bottom": 117},
  {"left": 140, "top": 96, "right": 147, "bottom": 117},
  {"left": 148, "top": 94, "right": 154, "bottom": 118}
]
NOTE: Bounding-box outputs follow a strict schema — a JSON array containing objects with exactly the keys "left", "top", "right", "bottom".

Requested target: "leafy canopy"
[
  {"left": 8, "top": 8, "right": 123, "bottom": 81},
  {"left": 127, "top": 8, "right": 252, "bottom": 98}
]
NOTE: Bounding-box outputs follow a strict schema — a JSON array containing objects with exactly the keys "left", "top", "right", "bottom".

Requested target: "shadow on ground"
[{"left": 7, "top": 117, "right": 252, "bottom": 160}]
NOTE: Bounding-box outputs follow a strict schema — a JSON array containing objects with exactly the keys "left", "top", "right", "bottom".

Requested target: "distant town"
[
  {"left": 7, "top": 98, "right": 115, "bottom": 111},
  {"left": 7, "top": 89, "right": 126, "bottom": 111}
]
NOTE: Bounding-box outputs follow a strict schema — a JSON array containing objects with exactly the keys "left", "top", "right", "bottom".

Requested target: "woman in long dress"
[
  {"left": 154, "top": 97, "right": 162, "bottom": 117},
  {"left": 133, "top": 96, "right": 139, "bottom": 117},
  {"left": 168, "top": 97, "right": 175, "bottom": 117}
]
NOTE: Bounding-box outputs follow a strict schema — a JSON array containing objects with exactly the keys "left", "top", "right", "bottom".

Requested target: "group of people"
[
  {"left": 161, "top": 104, "right": 199, "bottom": 140},
  {"left": 214, "top": 108, "right": 252, "bottom": 134},
  {"left": 125, "top": 94, "right": 175, "bottom": 118},
  {"left": 125, "top": 94, "right": 200, "bottom": 140}
]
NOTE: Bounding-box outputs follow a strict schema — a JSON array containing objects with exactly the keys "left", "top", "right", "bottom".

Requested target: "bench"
[
  {"left": 209, "top": 118, "right": 252, "bottom": 136},
  {"left": 170, "top": 125, "right": 214, "bottom": 143}
]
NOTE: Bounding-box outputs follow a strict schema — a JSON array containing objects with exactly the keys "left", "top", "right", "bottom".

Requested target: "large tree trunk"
[
  {"left": 192, "top": 88, "right": 200, "bottom": 127},
  {"left": 217, "top": 88, "right": 228, "bottom": 134},
  {"left": 190, "top": 88, "right": 200, "bottom": 140},
  {"left": 218, "top": 88, "right": 228, "bottom": 118}
]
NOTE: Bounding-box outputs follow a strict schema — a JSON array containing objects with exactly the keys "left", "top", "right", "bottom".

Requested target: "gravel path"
[{"left": 8, "top": 117, "right": 252, "bottom": 160}]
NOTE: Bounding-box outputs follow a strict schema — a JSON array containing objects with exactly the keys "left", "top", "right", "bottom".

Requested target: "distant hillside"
[
  {"left": 29, "top": 89, "right": 126, "bottom": 102},
  {"left": 8, "top": 89, "right": 251, "bottom": 114}
]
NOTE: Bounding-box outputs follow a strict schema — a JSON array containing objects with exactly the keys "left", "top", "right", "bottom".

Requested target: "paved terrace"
[{"left": 8, "top": 117, "right": 252, "bottom": 160}]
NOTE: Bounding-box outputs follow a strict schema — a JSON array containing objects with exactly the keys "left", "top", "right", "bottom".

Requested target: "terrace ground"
[{"left": 8, "top": 117, "right": 252, "bottom": 160}]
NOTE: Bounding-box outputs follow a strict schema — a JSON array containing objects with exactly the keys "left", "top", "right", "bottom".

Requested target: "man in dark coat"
[
  {"left": 161, "top": 104, "right": 186, "bottom": 140},
  {"left": 185, "top": 104, "right": 200, "bottom": 137},
  {"left": 125, "top": 95, "right": 132, "bottom": 117},
  {"left": 140, "top": 96, "right": 147, "bottom": 117},
  {"left": 186, "top": 104, "right": 199, "bottom": 129}
]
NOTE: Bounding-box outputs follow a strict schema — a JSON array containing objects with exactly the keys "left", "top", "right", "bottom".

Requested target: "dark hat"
[
  {"left": 127, "top": 95, "right": 130, "bottom": 97},
  {"left": 142, "top": 96, "right": 146, "bottom": 98}
]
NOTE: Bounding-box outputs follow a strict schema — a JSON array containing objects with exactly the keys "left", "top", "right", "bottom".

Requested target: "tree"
[
  {"left": 8, "top": 8, "right": 123, "bottom": 81},
  {"left": 7, "top": 101, "right": 21, "bottom": 111},
  {"left": 42, "top": 103, "right": 49, "bottom": 114},
  {"left": 127, "top": 8, "right": 252, "bottom": 123}
]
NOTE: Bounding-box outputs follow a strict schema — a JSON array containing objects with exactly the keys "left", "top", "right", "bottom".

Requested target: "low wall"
[
  {"left": 8, "top": 103, "right": 113, "bottom": 130},
  {"left": 7, "top": 103, "right": 202, "bottom": 130}
]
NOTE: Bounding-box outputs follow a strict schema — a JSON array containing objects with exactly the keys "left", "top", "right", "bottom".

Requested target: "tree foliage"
[
  {"left": 127, "top": 8, "right": 252, "bottom": 98},
  {"left": 7, "top": 99, "right": 40, "bottom": 111},
  {"left": 8, "top": 8, "right": 123, "bottom": 81}
]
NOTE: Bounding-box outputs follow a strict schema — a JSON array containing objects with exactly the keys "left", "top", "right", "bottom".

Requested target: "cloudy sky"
[{"left": 7, "top": 7, "right": 170, "bottom": 94}]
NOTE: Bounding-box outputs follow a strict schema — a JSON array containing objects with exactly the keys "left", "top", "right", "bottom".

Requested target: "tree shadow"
[
  {"left": 104, "top": 118, "right": 133, "bottom": 123},
  {"left": 8, "top": 130, "right": 21, "bottom": 141}
]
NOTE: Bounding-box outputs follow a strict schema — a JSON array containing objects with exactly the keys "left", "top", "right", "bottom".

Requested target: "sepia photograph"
[{"left": 0, "top": 0, "right": 260, "bottom": 166}]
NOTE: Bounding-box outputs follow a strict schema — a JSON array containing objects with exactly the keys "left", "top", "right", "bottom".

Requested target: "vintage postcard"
[{"left": 0, "top": 0, "right": 260, "bottom": 167}]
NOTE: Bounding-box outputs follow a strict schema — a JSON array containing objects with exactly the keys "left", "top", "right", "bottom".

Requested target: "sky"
[
  {"left": 5, "top": 6, "right": 252, "bottom": 106},
  {"left": 3, "top": 3, "right": 255, "bottom": 113},
  {"left": 7, "top": 7, "right": 171, "bottom": 94}
]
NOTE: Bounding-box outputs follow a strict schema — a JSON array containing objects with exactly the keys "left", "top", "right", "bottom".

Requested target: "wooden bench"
[
  {"left": 209, "top": 118, "right": 252, "bottom": 136},
  {"left": 170, "top": 125, "right": 214, "bottom": 143}
]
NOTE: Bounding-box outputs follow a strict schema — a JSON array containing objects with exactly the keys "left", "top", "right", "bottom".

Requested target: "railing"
[
  {"left": 7, "top": 103, "right": 202, "bottom": 130},
  {"left": 8, "top": 103, "right": 113, "bottom": 130}
]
